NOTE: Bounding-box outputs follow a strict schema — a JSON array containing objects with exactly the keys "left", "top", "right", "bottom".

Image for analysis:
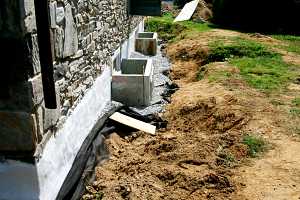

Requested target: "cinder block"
[
  {"left": 112, "top": 58, "right": 153, "bottom": 107},
  {"left": 135, "top": 32, "right": 158, "bottom": 56}
]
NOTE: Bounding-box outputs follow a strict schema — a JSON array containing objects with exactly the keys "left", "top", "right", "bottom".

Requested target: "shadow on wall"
[
  {"left": 0, "top": 0, "right": 32, "bottom": 101},
  {"left": 0, "top": 160, "right": 39, "bottom": 200},
  {"left": 212, "top": 0, "right": 300, "bottom": 34}
]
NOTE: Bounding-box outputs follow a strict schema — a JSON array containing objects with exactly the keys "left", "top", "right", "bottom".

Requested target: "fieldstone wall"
[{"left": 0, "top": 0, "right": 142, "bottom": 156}]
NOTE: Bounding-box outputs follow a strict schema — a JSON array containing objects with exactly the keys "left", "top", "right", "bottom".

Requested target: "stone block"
[
  {"left": 54, "top": 26, "right": 64, "bottom": 59},
  {"left": 63, "top": 3, "right": 78, "bottom": 58},
  {"left": 49, "top": 2, "right": 57, "bottom": 28},
  {"left": 43, "top": 87, "right": 61, "bottom": 131},
  {"left": 31, "top": 34, "right": 41, "bottom": 74},
  {"left": 28, "top": 74, "right": 44, "bottom": 106},
  {"left": 56, "top": 5, "right": 65, "bottom": 25},
  {"left": 135, "top": 32, "right": 158, "bottom": 56},
  {"left": 0, "top": 111, "right": 36, "bottom": 152},
  {"left": 22, "top": 0, "right": 36, "bottom": 33}
]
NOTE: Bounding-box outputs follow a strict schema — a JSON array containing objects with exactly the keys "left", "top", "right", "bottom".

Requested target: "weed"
[
  {"left": 230, "top": 56, "right": 293, "bottom": 91},
  {"left": 290, "top": 108, "right": 300, "bottom": 117},
  {"left": 145, "top": 13, "right": 212, "bottom": 42},
  {"left": 95, "top": 192, "right": 104, "bottom": 200},
  {"left": 270, "top": 99, "right": 284, "bottom": 106},
  {"left": 208, "top": 38, "right": 278, "bottom": 62},
  {"left": 208, "top": 70, "right": 232, "bottom": 82},
  {"left": 243, "top": 135, "right": 266, "bottom": 157},
  {"left": 292, "top": 97, "right": 300, "bottom": 107},
  {"left": 206, "top": 37, "right": 294, "bottom": 91},
  {"left": 217, "top": 152, "right": 236, "bottom": 167},
  {"left": 145, "top": 14, "right": 187, "bottom": 41},
  {"left": 272, "top": 34, "right": 300, "bottom": 55}
]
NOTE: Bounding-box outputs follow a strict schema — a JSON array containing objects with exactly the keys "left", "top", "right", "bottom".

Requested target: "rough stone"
[
  {"left": 54, "top": 26, "right": 64, "bottom": 58},
  {"left": 63, "top": 3, "right": 78, "bottom": 58},
  {"left": 49, "top": 2, "right": 57, "bottom": 28},
  {"left": 31, "top": 34, "right": 41, "bottom": 74},
  {"left": 29, "top": 74, "right": 44, "bottom": 106},
  {"left": 43, "top": 90, "right": 61, "bottom": 131},
  {"left": 22, "top": 0, "right": 36, "bottom": 33},
  {"left": 56, "top": 5, "right": 65, "bottom": 25}
]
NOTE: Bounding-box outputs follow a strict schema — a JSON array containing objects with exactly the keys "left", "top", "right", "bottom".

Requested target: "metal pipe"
[{"left": 33, "top": 0, "right": 57, "bottom": 109}]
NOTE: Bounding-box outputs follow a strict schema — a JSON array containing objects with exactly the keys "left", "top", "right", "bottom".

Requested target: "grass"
[
  {"left": 207, "top": 37, "right": 295, "bottom": 91},
  {"left": 292, "top": 97, "right": 300, "bottom": 106},
  {"left": 207, "top": 70, "right": 232, "bottom": 82},
  {"left": 145, "top": 12, "right": 212, "bottom": 42},
  {"left": 230, "top": 56, "right": 293, "bottom": 91},
  {"left": 271, "top": 34, "right": 300, "bottom": 55},
  {"left": 243, "top": 135, "right": 266, "bottom": 157},
  {"left": 208, "top": 38, "right": 278, "bottom": 62}
]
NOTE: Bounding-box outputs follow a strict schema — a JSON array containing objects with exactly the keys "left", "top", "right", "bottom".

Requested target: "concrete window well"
[
  {"left": 135, "top": 32, "right": 158, "bottom": 56},
  {"left": 112, "top": 58, "right": 154, "bottom": 107}
]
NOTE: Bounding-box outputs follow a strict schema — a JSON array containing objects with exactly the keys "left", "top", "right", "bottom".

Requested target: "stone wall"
[{"left": 0, "top": 0, "right": 142, "bottom": 156}]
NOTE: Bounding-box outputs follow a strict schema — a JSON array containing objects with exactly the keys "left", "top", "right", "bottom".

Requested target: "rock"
[
  {"left": 56, "top": 5, "right": 65, "bottom": 25},
  {"left": 43, "top": 91, "right": 61, "bottom": 131},
  {"left": 49, "top": 2, "right": 57, "bottom": 28},
  {"left": 54, "top": 26, "right": 64, "bottom": 58},
  {"left": 31, "top": 34, "right": 41, "bottom": 74},
  {"left": 63, "top": 3, "right": 78, "bottom": 58},
  {"left": 29, "top": 74, "right": 44, "bottom": 106},
  {"left": 22, "top": 0, "right": 36, "bottom": 32}
]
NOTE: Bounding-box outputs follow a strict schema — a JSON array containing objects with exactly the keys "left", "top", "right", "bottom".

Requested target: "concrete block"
[
  {"left": 135, "top": 32, "right": 158, "bottom": 56},
  {"left": 112, "top": 58, "right": 153, "bottom": 107},
  {"left": 0, "top": 111, "right": 36, "bottom": 152}
]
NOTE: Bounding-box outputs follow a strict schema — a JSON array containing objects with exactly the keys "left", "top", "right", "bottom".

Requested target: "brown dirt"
[{"left": 83, "top": 29, "right": 300, "bottom": 200}]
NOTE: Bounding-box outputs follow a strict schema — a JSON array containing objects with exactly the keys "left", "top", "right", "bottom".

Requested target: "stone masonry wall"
[{"left": 0, "top": 0, "right": 142, "bottom": 156}]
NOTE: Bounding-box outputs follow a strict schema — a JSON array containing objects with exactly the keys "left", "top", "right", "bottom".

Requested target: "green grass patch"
[
  {"left": 206, "top": 38, "right": 295, "bottom": 91},
  {"left": 290, "top": 108, "right": 300, "bottom": 117},
  {"left": 207, "top": 70, "right": 233, "bottom": 82},
  {"left": 230, "top": 56, "right": 293, "bottom": 91},
  {"left": 292, "top": 97, "right": 300, "bottom": 106},
  {"left": 243, "top": 135, "right": 266, "bottom": 157},
  {"left": 208, "top": 38, "right": 278, "bottom": 62},
  {"left": 272, "top": 34, "right": 300, "bottom": 55},
  {"left": 145, "top": 13, "right": 212, "bottom": 42}
]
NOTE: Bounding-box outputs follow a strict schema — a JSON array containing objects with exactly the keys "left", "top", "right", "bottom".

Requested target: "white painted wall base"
[
  {"left": 0, "top": 66, "right": 111, "bottom": 200},
  {"left": 0, "top": 20, "right": 145, "bottom": 200}
]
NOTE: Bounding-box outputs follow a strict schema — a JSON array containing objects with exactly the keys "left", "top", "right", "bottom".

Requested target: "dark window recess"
[{"left": 129, "top": 0, "right": 161, "bottom": 16}]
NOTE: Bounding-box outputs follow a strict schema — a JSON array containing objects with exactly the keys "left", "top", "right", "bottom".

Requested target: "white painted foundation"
[{"left": 0, "top": 20, "right": 145, "bottom": 200}]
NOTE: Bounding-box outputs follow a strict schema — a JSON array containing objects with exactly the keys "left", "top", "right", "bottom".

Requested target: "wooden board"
[{"left": 109, "top": 112, "right": 156, "bottom": 135}]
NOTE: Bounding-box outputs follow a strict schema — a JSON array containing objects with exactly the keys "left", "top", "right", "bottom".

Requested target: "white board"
[
  {"left": 109, "top": 112, "right": 156, "bottom": 135},
  {"left": 174, "top": 0, "right": 200, "bottom": 22}
]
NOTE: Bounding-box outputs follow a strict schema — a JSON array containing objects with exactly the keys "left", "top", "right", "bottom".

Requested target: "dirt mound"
[
  {"left": 83, "top": 28, "right": 300, "bottom": 200},
  {"left": 192, "top": 0, "right": 213, "bottom": 22}
]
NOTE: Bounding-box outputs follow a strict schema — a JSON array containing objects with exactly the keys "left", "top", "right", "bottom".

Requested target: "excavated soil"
[{"left": 83, "top": 29, "right": 300, "bottom": 200}]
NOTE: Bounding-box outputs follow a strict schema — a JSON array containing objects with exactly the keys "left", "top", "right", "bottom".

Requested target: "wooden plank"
[{"left": 109, "top": 112, "right": 156, "bottom": 135}]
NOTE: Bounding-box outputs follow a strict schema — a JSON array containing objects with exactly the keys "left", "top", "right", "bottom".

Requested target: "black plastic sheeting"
[{"left": 56, "top": 105, "right": 168, "bottom": 200}]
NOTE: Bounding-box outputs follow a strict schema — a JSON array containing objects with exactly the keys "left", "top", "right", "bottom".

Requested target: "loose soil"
[{"left": 83, "top": 29, "right": 300, "bottom": 200}]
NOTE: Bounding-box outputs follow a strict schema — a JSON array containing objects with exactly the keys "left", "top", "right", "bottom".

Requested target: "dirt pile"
[
  {"left": 83, "top": 28, "right": 300, "bottom": 200},
  {"left": 191, "top": 0, "right": 213, "bottom": 22}
]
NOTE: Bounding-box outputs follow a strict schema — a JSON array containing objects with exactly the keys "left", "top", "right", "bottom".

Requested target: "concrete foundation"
[
  {"left": 112, "top": 58, "right": 154, "bottom": 107},
  {"left": 135, "top": 32, "right": 158, "bottom": 56}
]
